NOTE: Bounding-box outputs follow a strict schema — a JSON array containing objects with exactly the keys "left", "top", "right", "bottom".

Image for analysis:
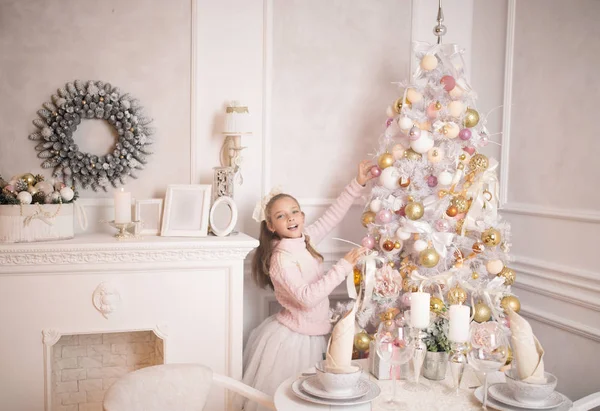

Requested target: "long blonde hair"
[{"left": 251, "top": 193, "right": 324, "bottom": 289}]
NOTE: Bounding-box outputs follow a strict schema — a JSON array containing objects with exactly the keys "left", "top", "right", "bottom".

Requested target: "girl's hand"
[
  {"left": 357, "top": 160, "right": 376, "bottom": 186},
  {"left": 343, "top": 247, "right": 368, "bottom": 266}
]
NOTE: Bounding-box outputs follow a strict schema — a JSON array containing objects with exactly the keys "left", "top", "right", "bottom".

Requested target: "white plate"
[
  {"left": 488, "top": 383, "right": 565, "bottom": 410},
  {"left": 292, "top": 378, "right": 381, "bottom": 406},
  {"left": 474, "top": 386, "right": 573, "bottom": 411},
  {"left": 301, "top": 376, "right": 369, "bottom": 400}
]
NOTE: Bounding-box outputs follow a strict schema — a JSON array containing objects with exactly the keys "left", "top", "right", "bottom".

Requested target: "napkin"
[
  {"left": 507, "top": 308, "right": 546, "bottom": 383},
  {"left": 325, "top": 300, "right": 359, "bottom": 374}
]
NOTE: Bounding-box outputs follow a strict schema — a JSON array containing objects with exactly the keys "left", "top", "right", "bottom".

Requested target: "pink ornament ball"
[
  {"left": 427, "top": 175, "right": 438, "bottom": 187},
  {"left": 5, "top": 184, "right": 14, "bottom": 192},
  {"left": 459, "top": 128, "right": 472, "bottom": 141},
  {"left": 480, "top": 135, "right": 489, "bottom": 146},
  {"left": 463, "top": 146, "right": 476, "bottom": 156},
  {"left": 435, "top": 219, "right": 450, "bottom": 232},
  {"left": 408, "top": 125, "right": 421, "bottom": 141},
  {"left": 361, "top": 236, "right": 376, "bottom": 249},
  {"left": 370, "top": 166, "right": 382, "bottom": 177},
  {"left": 441, "top": 75, "right": 456, "bottom": 92},
  {"left": 386, "top": 118, "right": 394, "bottom": 127},
  {"left": 401, "top": 292, "right": 412, "bottom": 308},
  {"left": 377, "top": 209, "right": 393, "bottom": 224}
]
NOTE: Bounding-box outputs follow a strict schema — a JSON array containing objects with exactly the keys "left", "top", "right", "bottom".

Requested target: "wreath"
[{"left": 29, "top": 80, "right": 154, "bottom": 191}]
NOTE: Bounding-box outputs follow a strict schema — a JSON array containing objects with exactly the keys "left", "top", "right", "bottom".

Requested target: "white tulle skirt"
[{"left": 235, "top": 315, "right": 327, "bottom": 411}]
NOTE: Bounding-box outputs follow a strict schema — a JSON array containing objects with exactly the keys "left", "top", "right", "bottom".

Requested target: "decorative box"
[
  {"left": 0, "top": 203, "right": 74, "bottom": 243},
  {"left": 368, "top": 341, "right": 411, "bottom": 380}
]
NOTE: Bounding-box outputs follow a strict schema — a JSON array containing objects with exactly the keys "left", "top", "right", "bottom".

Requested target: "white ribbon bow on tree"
[
  {"left": 463, "top": 158, "right": 499, "bottom": 234},
  {"left": 402, "top": 219, "right": 455, "bottom": 258}
]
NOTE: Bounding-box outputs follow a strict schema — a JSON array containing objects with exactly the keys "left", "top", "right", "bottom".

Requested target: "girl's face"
[{"left": 267, "top": 196, "right": 305, "bottom": 238}]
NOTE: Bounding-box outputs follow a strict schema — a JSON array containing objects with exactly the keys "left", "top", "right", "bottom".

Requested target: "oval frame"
[{"left": 209, "top": 196, "right": 238, "bottom": 237}]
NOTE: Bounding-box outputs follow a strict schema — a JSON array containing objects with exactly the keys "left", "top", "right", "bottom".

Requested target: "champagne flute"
[{"left": 467, "top": 321, "right": 509, "bottom": 409}]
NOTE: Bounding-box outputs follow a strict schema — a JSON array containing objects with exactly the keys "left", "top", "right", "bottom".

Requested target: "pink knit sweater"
[{"left": 269, "top": 179, "right": 364, "bottom": 336}]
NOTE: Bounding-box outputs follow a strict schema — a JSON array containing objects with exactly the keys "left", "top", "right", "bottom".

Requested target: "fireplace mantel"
[{"left": 0, "top": 233, "right": 258, "bottom": 411}]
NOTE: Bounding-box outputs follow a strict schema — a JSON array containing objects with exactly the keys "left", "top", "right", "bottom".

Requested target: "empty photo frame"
[
  {"left": 134, "top": 199, "right": 163, "bottom": 235},
  {"left": 209, "top": 196, "right": 238, "bottom": 237},
  {"left": 161, "top": 184, "right": 212, "bottom": 237}
]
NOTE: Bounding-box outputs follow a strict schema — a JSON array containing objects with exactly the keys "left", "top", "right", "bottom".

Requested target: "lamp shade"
[{"left": 224, "top": 101, "right": 252, "bottom": 135}]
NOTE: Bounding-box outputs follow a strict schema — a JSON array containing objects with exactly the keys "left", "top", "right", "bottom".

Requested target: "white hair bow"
[{"left": 252, "top": 186, "right": 283, "bottom": 223}]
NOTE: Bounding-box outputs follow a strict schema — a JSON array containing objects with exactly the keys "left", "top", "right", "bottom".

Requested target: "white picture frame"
[
  {"left": 161, "top": 185, "right": 212, "bottom": 237},
  {"left": 134, "top": 199, "right": 163, "bottom": 235},
  {"left": 209, "top": 196, "right": 238, "bottom": 237}
]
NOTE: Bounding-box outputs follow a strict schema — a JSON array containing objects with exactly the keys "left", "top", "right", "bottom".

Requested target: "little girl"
[{"left": 238, "top": 160, "right": 374, "bottom": 411}]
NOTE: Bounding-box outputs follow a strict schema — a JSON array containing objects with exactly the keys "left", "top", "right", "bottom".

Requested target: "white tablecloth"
[{"left": 274, "top": 359, "right": 570, "bottom": 411}]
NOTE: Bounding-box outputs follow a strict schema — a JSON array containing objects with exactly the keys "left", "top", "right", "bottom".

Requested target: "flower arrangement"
[
  {"left": 423, "top": 314, "right": 451, "bottom": 353},
  {"left": 0, "top": 173, "right": 78, "bottom": 205}
]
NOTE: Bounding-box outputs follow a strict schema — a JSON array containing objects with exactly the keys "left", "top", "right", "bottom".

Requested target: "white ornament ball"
[
  {"left": 445, "top": 122, "right": 460, "bottom": 138},
  {"left": 449, "top": 86, "right": 464, "bottom": 99},
  {"left": 35, "top": 181, "right": 54, "bottom": 195},
  {"left": 486, "top": 259, "right": 504, "bottom": 275},
  {"left": 420, "top": 54, "right": 438, "bottom": 71},
  {"left": 369, "top": 199, "right": 383, "bottom": 213},
  {"left": 379, "top": 167, "right": 401, "bottom": 190},
  {"left": 448, "top": 101, "right": 465, "bottom": 117},
  {"left": 391, "top": 143, "right": 406, "bottom": 160},
  {"left": 413, "top": 239, "right": 428, "bottom": 252},
  {"left": 386, "top": 105, "right": 395, "bottom": 118},
  {"left": 384, "top": 119, "right": 401, "bottom": 138},
  {"left": 60, "top": 187, "right": 75, "bottom": 202},
  {"left": 398, "top": 116, "right": 413, "bottom": 131},
  {"left": 406, "top": 89, "right": 423, "bottom": 104},
  {"left": 427, "top": 146, "right": 445, "bottom": 163},
  {"left": 396, "top": 228, "right": 412, "bottom": 241},
  {"left": 410, "top": 131, "right": 435, "bottom": 154},
  {"left": 438, "top": 171, "right": 453, "bottom": 186},
  {"left": 17, "top": 191, "right": 32, "bottom": 205}
]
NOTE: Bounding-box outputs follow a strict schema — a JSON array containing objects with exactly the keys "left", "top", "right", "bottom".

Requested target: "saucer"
[
  {"left": 292, "top": 378, "right": 381, "bottom": 406},
  {"left": 301, "top": 375, "right": 369, "bottom": 400},
  {"left": 489, "top": 383, "right": 565, "bottom": 410},
  {"left": 474, "top": 386, "right": 572, "bottom": 411}
]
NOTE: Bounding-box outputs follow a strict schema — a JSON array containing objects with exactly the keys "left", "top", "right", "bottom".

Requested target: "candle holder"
[
  {"left": 446, "top": 341, "right": 469, "bottom": 395},
  {"left": 404, "top": 327, "right": 431, "bottom": 392},
  {"left": 103, "top": 220, "right": 138, "bottom": 240}
]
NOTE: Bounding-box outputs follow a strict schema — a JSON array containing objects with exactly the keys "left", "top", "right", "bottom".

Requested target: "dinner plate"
[
  {"left": 488, "top": 383, "right": 565, "bottom": 410},
  {"left": 301, "top": 375, "right": 370, "bottom": 400},
  {"left": 292, "top": 377, "right": 381, "bottom": 406},
  {"left": 474, "top": 386, "right": 572, "bottom": 411}
]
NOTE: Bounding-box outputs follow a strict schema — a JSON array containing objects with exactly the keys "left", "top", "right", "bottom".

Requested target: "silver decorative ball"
[{"left": 433, "top": 25, "right": 447, "bottom": 37}]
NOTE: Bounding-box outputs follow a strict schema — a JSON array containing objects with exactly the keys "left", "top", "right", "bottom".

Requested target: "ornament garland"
[{"left": 29, "top": 80, "right": 154, "bottom": 191}]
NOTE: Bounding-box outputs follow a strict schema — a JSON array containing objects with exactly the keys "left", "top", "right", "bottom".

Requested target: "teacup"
[
  {"left": 504, "top": 368, "right": 558, "bottom": 405},
  {"left": 315, "top": 360, "right": 362, "bottom": 394}
]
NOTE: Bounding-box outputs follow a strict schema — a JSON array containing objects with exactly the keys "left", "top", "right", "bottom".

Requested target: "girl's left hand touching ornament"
[{"left": 357, "top": 160, "right": 376, "bottom": 186}]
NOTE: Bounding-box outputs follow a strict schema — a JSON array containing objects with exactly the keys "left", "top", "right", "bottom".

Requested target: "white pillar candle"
[
  {"left": 114, "top": 188, "right": 131, "bottom": 224},
  {"left": 449, "top": 304, "right": 471, "bottom": 343},
  {"left": 410, "top": 292, "right": 430, "bottom": 329}
]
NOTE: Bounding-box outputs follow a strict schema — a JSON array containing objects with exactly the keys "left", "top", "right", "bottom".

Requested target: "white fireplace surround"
[{"left": 0, "top": 233, "right": 258, "bottom": 411}]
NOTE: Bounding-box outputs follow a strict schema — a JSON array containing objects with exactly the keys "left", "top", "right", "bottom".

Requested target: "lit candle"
[
  {"left": 449, "top": 304, "right": 471, "bottom": 343},
  {"left": 114, "top": 188, "right": 131, "bottom": 224},
  {"left": 410, "top": 292, "right": 430, "bottom": 329}
]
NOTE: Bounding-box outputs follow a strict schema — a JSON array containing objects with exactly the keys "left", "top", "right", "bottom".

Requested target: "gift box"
[
  {"left": 368, "top": 340, "right": 411, "bottom": 380},
  {"left": 0, "top": 203, "right": 74, "bottom": 243}
]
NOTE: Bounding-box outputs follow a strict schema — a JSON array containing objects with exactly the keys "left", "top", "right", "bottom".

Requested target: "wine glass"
[
  {"left": 403, "top": 309, "right": 433, "bottom": 392},
  {"left": 375, "top": 314, "right": 413, "bottom": 410},
  {"left": 467, "top": 321, "right": 509, "bottom": 409}
]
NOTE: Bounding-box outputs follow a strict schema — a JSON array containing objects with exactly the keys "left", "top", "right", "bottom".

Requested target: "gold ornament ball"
[
  {"left": 472, "top": 241, "right": 485, "bottom": 254},
  {"left": 353, "top": 268, "right": 362, "bottom": 286},
  {"left": 430, "top": 296, "right": 445, "bottom": 314},
  {"left": 471, "top": 272, "right": 479, "bottom": 280},
  {"left": 402, "top": 278, "right": 419, "bottom": 292},
  {"left": 419, "top": 248, "right": 440, "bottom": 268},
  {"left": 446, "top": 205, "right": 459, "bottom": 217},
  {"left": 394, "top": 241, "right": 402, "bottom": 249},
  {"left": 498, "top": 267, "right": 516, "bottom": 286},
  {"left": 469, "top": 153, "right": 489, "bottom": 174},
  {"left": 393, "top": 98, "right": 403, "bottom": 114},
  {"left": 378, "top": 153, "right": 395, "bottom": 169},
  {"left": 354, "top": 331, "right": 372, "bottom": 352},
  {"left": 404, "top": 148, "right": 423, "bottom": 161},
  {"left": 447, "top": 285, "right": 467, "bottom": 305},
  {"left": 361, "top": 211, "right": 376, "bottom": 227},
  {"left": 405, "top": 201, "right": 425, "bottom": 220},
  {"left": 451, "top": 195, "right": 470, "bottom": 214},
  {"left": 501, "top": 295, "right": 521, "bottom": 313},
  {"left": 388, "top": 261, "right": 395, "bottom": 268},
  {"left": 21, "top": 173, "right": 36, "bottom": 186},
  {"left": 473, "top": 302, "right": 492, "bottom": 323},
  {"left": 482, "top": 227, "right": 502, "bottom": 247},
  {"left": 463, "top": 108, "right": 480, "bottom": 128},
  {"left": 399, "top": 176, "right": 411, "bottom": 188}
]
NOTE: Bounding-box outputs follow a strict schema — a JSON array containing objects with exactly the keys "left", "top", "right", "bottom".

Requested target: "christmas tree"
[{"left": 355, "top": 40, "right": 519, "bottom": 336}]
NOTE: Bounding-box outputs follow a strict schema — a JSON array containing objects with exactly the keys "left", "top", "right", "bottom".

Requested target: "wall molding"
[
  {"left": 520, "top": 304, "right": 600, "bottom": 344},
  {"left": 261, "top": 0, "right": 273, "bottom": 198},
  {"left": 190, "top": 0, "right": 198, "bottom": 184},
  {"left": 501, "top": 202, "right": 600, "bottom": 224},
  {"left": 500, "top": 0, "right": 516, "bottom": 205}
]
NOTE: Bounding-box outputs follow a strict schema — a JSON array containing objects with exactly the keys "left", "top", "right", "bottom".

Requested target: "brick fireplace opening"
[{"left": 51, "top": 331, "right": 164, "bottom": 411}]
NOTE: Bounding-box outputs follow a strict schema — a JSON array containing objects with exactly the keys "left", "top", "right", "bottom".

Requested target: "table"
[{"left": 274, "top": 359, "right": 572, "bottom": 411}]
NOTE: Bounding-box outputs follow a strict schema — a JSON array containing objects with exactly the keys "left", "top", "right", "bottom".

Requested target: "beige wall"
[{"left": 0, "top": 0, "right": 192, "bottom": 199}]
